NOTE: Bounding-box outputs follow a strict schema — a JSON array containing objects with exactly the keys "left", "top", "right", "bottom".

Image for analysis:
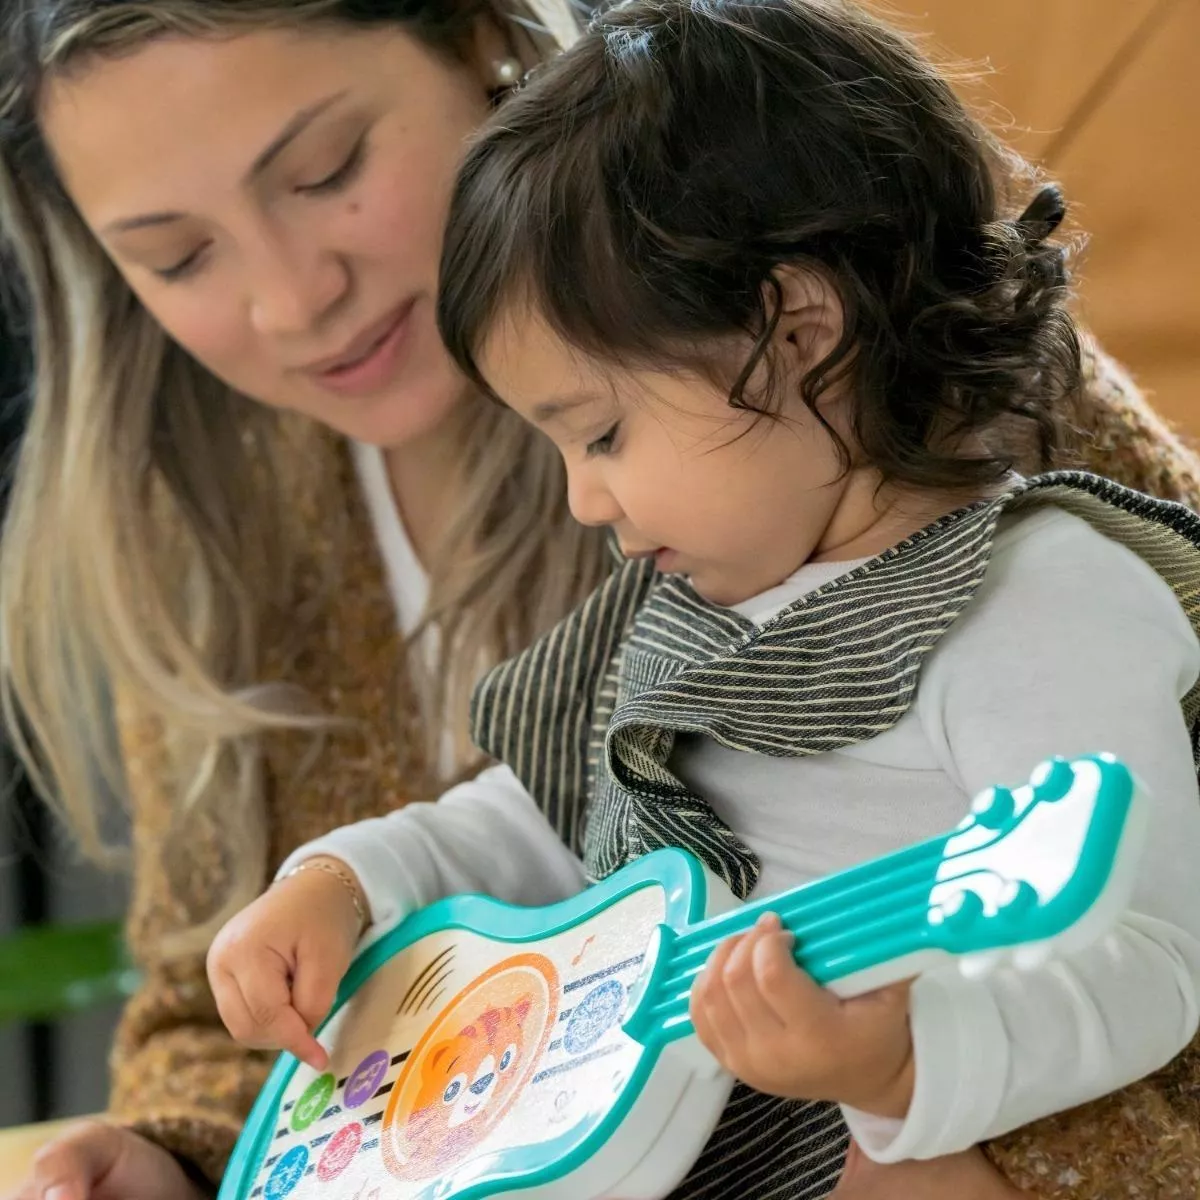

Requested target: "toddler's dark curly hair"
[{"left": 439, "top": 0, "right": 1081, "bottom": 489}]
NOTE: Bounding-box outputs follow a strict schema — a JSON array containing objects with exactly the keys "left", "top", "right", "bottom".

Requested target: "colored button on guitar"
[
  {"left": 264, "top": 1145, "right": 308, "bottom": 1200},
  {"left": 344, "top": 1049, "right": 390, "bottom": 1109},
  {"left": 317, "top": 1121, "right": 364, "bottom": 1181},
  {"left": 565, "top": 980, "right": 627, "bottom": 1055},
  {"left": 291, "top": 1073, "right": 335, "bottom": 1133}
]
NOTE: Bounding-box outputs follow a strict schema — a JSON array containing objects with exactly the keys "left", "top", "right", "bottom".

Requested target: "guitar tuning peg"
[
  {"left": 971, "top": 786, "right": 1015, "bottom": 829},
  {"left": 932, "top": 887, "right": 985, "bottom": 932},
  {"left": 998, "top": 879, "right": 1039, "bottom": 919},
  {"left": 1030, "top": 757, "right": 1076, "bottom": 802}
]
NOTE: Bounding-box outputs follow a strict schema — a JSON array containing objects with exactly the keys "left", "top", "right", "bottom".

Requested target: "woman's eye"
[
  {"left": 153, "top": 245, "right": 209, "bottom": 281},
  {"left": 585, "top": 422, "right": 621, "bottom": 458},
  {"left": 297, "top": 134, "right": 368, "bottom": 196}
]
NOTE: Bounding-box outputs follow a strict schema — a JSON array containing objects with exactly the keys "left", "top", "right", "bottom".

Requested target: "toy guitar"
[{"left": 219, "top": 753, "right": 1144, "bottom": 1200}]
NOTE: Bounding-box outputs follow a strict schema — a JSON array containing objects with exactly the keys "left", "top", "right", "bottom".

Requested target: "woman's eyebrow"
[
  {"left": 101, "top": 89, "right": 350, "bottom": 235},
  {"left": 244, "top": 89, "right": 349, "bottom": 180}
]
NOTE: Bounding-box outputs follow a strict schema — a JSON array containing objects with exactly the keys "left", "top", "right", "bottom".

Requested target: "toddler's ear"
[{"left": 766, "top": 265, "right": 845, "bottom": 381}]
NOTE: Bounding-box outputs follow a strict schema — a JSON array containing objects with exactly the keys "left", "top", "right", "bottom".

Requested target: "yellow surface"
[
  {"left": 0, "top": 1118, "right": 78, "bottom": 1194},
  {"left": 882, "top": 0, "right": 1200, "bottom": 437}
]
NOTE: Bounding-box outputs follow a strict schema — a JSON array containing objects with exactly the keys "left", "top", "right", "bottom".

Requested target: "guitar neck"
[
  {"left": 624, "top": 756, "right": 1137, "bottom": 1050},
  {"left": 630, "top": 833, "right": 948, "bottom": 1047}
]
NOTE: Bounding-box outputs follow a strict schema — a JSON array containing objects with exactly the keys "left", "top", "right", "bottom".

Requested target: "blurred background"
[
  {"left": 889, "top": 0, "right": 1199, "bottom": 435},
  {"left": 0, "top": 287, "right": 132, "bottom": 1129},
  {"left": 1, "top": 0, "right": 1197, "bottom": 1135}
]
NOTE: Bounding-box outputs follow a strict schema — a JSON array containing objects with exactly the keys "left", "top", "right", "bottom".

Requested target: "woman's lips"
[{"left": 306, "top": 300, "right": 416, "bottom": 395}]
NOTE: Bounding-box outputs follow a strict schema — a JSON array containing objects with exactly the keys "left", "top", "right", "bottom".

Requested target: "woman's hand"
[
  {"left": 6, "top": 1120, "right": 211, "bottom": 1200},
  {"left": 833, "top": 1139, "right": 1035, "bottom": 1199},
  {"left": 206, "top": 856, "right": 368, "bottom": 1070}
]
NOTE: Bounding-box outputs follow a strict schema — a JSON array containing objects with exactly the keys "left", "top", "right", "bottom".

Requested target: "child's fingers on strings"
[
  {"left": 688, "top": 991, "right": 724, "bottom": 1063},
  {"left": 746, "top": 913, "right": 898, "bottom": 1054},
  {"left": 720, "top": 919, "right": 788, "bottom": 1036},
  {"left": 748, "top": 913, "right": 829, "bottom": 1027},
  {"left": 690, "top": 931, "right": 746, "bottom": 1058}
]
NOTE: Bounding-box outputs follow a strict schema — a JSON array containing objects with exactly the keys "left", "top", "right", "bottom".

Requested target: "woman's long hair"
[{"left": 0, "top": 0, "right": 608, "bottom": 938}]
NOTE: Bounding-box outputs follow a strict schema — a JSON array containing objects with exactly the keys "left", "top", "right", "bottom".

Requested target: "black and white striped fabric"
[{"left": 471, "top": 471, "right": 1200, "bottom": 1198}]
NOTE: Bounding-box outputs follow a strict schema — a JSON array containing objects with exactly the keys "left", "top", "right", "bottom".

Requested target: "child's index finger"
[{"left": 277, "top": 1007, "right": 330, "bottom": 1072}]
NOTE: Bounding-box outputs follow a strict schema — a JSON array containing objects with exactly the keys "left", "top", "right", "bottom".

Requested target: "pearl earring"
[{"left": 491, "top": 56, "right": 523, "bottom": 89}]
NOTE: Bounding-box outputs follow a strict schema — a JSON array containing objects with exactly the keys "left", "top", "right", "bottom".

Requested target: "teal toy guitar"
[{"left": 218, "top": 753, "right": 1143, "bottom": 1200}]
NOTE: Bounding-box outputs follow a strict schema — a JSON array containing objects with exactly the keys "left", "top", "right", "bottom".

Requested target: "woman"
[{"left": 0, "top": 2, "right": 1196, "bottom": 1199}]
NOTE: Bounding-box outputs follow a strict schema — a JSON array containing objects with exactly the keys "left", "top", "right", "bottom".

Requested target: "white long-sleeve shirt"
[{"left": 287, "top": 456, "right": 1200, "bottom": 1162}]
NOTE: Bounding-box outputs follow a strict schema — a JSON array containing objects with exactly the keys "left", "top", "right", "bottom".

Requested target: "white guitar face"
[{"left": 241, "top": 886, "right": 667, "bottom": 1200}]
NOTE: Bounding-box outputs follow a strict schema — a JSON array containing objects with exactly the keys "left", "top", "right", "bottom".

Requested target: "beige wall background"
[{"left": 880, "top": 0, "right": 1200, "bottom": 437}]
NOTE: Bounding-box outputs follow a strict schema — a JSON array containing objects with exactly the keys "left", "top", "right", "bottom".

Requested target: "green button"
[{"left": 292, "top": 1072, "right": 336, "bottom": 1132}]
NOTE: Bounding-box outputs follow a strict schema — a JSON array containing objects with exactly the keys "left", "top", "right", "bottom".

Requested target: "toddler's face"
[{"left": 477, "top": 308, "right": 862, "bottom": 606}]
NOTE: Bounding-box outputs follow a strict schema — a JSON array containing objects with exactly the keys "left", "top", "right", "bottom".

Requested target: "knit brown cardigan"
[{"left": 108, "top": 348, "right": 1200, "bottom": 1198}]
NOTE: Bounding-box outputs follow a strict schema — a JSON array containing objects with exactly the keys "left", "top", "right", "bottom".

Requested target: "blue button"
[
  {"left": 265, "top": 1145, "right": 309, "bottom": 1200},
  {"left": 564, "top": 980, "right": 626, "bottom": 1055}
]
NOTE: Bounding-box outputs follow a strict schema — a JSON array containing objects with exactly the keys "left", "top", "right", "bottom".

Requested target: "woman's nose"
[{"left": 248, "top": 241, "right": 350, "bottom": 338}]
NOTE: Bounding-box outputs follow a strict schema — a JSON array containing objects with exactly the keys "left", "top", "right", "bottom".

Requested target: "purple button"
[{"left": 344, "top": 1049, "right": 390, "bottom": 1108}]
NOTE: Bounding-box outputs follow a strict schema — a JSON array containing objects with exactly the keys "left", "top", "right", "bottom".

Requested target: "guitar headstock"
[{"left": 925, "top": 754, "right": 1143, "bottom": 972}]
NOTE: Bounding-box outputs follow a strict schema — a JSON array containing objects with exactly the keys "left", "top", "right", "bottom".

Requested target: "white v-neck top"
[{"left": 351, "top": 441, "right": 429, "bottom": 639}]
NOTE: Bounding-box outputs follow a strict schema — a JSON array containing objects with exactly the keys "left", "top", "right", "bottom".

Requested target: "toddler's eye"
[{"left": 585, "top": 422, "right": 621, "bottom": 458}]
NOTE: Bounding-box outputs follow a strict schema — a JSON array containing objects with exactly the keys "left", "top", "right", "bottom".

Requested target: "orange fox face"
[
  {"left": 382, "top": 954, "right": 558, "bottom": 1183},
  {"left": 412, "top": 995, "right": 533, "bottom": 1129},
  {"left": 387, "top": 994, "right": 536, "bottom": 1176}
]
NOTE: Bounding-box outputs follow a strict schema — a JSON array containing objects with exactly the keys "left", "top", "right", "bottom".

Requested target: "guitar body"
[
  {"left": 218, "top": 754, "right": 1142, "bottom": 1200},
  {"left": 221, "top": 852, "right": 732, "bottom": 1200}
]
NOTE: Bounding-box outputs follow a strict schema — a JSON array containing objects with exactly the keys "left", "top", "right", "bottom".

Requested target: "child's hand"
[
  {"left": 207, "top": 856, "right": 369, "bottom": 1072},
  {"left": 690, "top": 912, "right": 914, "bottom": 1116}
]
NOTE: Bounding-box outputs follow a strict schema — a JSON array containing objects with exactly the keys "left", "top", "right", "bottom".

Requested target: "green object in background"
[{"left": 0, "top": 920, "right": 140, "bottom": 1024}]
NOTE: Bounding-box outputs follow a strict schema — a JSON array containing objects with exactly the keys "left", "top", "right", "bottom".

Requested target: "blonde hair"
[{"left": 0, "top": 0, "right": 609, "bottom": 934}]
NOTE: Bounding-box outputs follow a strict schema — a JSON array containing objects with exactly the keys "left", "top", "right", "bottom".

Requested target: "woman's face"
[{"left": 39, "top": 24, "right": 495, "bottom": 446}]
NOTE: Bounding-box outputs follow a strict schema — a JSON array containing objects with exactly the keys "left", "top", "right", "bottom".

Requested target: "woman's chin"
[{"left": 308, "top": 382, "right": 466, "bottom": 451}]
